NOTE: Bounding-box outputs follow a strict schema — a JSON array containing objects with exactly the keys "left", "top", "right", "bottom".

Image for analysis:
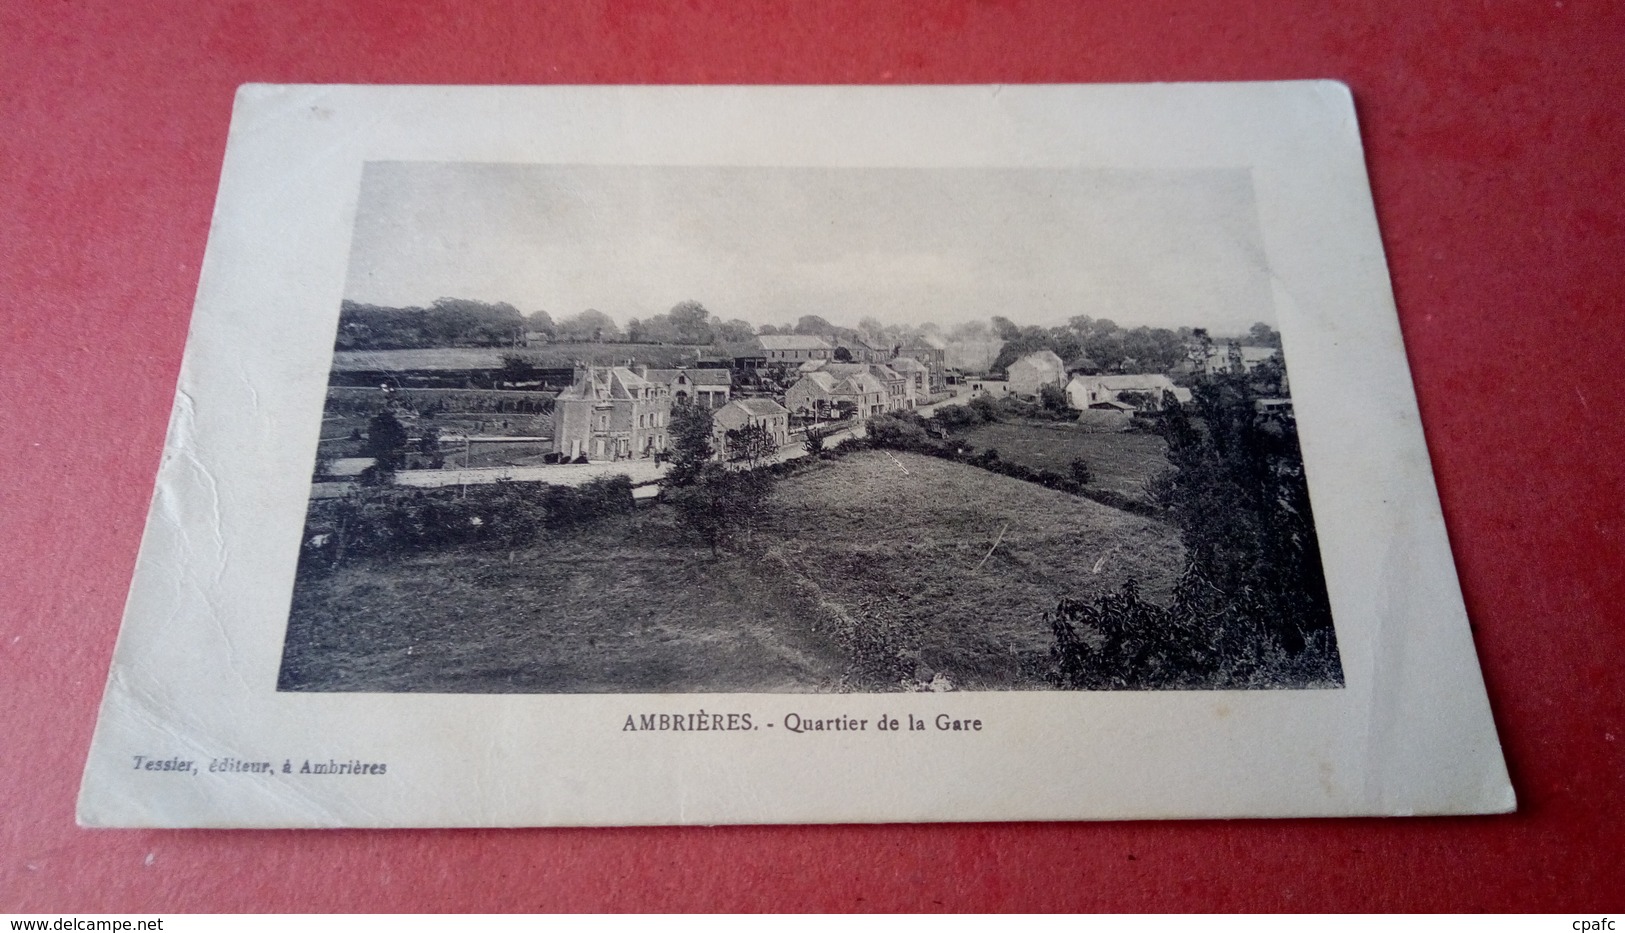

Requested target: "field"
[
  {"left": 954, "top": 419, "right": 1171, "bottom": 503},
  {"left": 280, "top": 451, "right": 1183, "bottom": 693}
]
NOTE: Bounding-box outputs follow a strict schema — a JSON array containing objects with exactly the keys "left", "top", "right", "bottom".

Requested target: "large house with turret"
[{"left": 552, "top": 366, "right": 672, "bottom": 462}]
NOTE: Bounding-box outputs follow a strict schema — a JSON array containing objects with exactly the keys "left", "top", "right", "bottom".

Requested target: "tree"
[
  {"left": 557, "top": 309, "right": 621, "bottom": 342},
  {"left": 525, "top": 309, "right": 555, "bottom": 337},
  {"left": 1068, "top": 457, "right": 1092, "bottom": 486},
  {"left": 1247, "top": 322, "right": 1282, "bottom": 348},
  {"left": 667, "top": 300, "right": 712, "bottom": 344},
  {"left": 714, "top": 318, "right": 756, "bottom": 343},
  {"left": 793, "top": 314, "right": 834, "bottom": 335},
  {"left": 668, "top": 463, "right": 773, "bottom": 556},
  {"left": 1151, "top": 373, "right": 1334, "bottom": 652},
  {"left": 1251, "top": 349, "right": 1288, "bottom": 396},
  {"left": 990, "top": 316, "right": 1022, "bottom": 340},
  {"left": 1039, "top": 381, "right": 1070, "bottom": 413},
  {"left": 1084, "top": 332, "right": 1127, "bottom": 371},
  {"left": 803, "top": 426, "right": 830, "bottom": 456},
  {"left": 724, "top": 422, "right": 777, "bottom": 466},
  {"left": 664, "top": 399, "right": 715, "bottom": 487},
  {"left": 832, "top": 346, "right": 853, "bottom": 362},
  {"left": 1184, "top": 327, "right": 1215, "bottom": 373},
  {"left": 362, "top": 410, "right": 409, "bottom": 474}
]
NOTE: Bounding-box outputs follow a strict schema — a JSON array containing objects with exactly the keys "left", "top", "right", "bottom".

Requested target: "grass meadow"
[
  {"left": 953, "top": 420, "right": 1171, "bottom": 503},
  {"left": 279, "top": 451, "right": 1183, "bottom": 693}
]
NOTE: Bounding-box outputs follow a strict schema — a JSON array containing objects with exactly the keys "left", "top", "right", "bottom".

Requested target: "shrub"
[
  {"left": 968, "top": 394, "right": 1000, "bottom": 422},
  {"left": 1069, "top": 457, "right": 1092, "bottom": 486},
  {"left": 803, "top": 426, "right": 829, "bottom": 456}
]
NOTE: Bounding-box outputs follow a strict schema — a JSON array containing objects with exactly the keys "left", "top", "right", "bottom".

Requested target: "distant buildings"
[
  {"left": 1191, "top": 344, "right": 1278, "bottom": 375},
  {"left": 757, "top": 335, "right": 834, "bottom": 363},
  {"left": 552, "top": 366, "right": 672, "bottom": 461}
]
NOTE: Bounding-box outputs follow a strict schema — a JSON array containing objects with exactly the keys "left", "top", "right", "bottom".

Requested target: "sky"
[{"left": 343, "top": 162, "right": 1278, "bottom": 334}]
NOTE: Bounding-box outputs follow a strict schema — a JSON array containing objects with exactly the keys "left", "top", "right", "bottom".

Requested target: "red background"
[{"left": 3, "top": 0, "right": 1622, "bottom": 913}]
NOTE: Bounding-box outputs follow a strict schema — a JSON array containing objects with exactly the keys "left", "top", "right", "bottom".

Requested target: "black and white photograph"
[{"left": 278, "top": 162, "right": 1343, "bottom": 695}]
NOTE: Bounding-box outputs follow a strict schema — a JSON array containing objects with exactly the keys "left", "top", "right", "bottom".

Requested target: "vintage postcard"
[{"left": 79, "top": 83, "right": 1513, "bottom": 827}]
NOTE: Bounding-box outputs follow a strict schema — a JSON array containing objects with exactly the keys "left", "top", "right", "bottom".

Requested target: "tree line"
[
  {"left": 336, "top": 294, "right": 1285, "bottom": 382},
  {"left": 336, "top": 298, "right": 526, "bottom": 350}
]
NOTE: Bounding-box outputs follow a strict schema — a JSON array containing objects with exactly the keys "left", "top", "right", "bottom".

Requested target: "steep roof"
[
  {"left": 554, "top": 366, "right": 657, "bottom": 402},
  {"left": 886, "top": 356, "right": 927, "bottom": 373},
  {"left": 1010, "top": 350, "right": 1065, "bottom": 372},
  {"left": 808, "top": 362, "right": 903, "bottom": 382},
  {"left": 1069, "top": 373, "right": 1177, "bottom": 392},
  {"left": 835, "top": 373, "right": 886, "bottom": 396},
  {"left": 734, "top": 397, "right": 789, "bottom": 417},
  {"left": 795, "top": 371, "right": 838, "bottom": 392},
  {"left": 758, "top": 334, "right": 832, "bottom": 352}
]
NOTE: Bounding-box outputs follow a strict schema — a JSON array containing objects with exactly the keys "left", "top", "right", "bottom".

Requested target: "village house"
[
  {"left": 785, "top": 368, "right": 890, "bottom": 419},
  {"left": 712, "top": 397, "right": 791, "bottom": 459},
  {"left": 551, "top": 366, "right": 672, "bottom": 462},
  {"left": 834, "top": 372, "right": 889, "bottom": 417},
  {"left": 1006, "top": 350, "right": 1066, "bottom": 398},
  {"left": 1065, "top": 373, "right": 1192, "bottom": 412},
  {"left": 885, "top": 356, "right": 931, "bottom": 403},
  {"left": 799, "top": 361, "right": 910, "bottom": 411},
  {"left": 785, "top": 371, "right": 840, "bottom": 416},
  {"left": 640, "top": 366, "right": 732, "bottom": 408},
  {"left": 757, "top": 334, "right": 834, "bottom": 363},
  {"left": 898, "top": 334, "right": 949, "bottom": 391},
  {"left": 833, "top": 335, "right": 887, "bottom": 363}
]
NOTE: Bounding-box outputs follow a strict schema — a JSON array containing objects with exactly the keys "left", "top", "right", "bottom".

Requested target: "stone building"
[
  {"left": 757, "top": 334, "right": 834, "bottom": 363},
  {"left": 1006, "top": 350, "right": 1066, "bottom": 398},
  {"left": 552, "top": 366, "right": 672, "bottom": 461},
  {"left": 641, "top": 366, "right": 732, "bottom": 408},
  {"left": 712, "top": 397, "right": 791, "bottom": 459}
]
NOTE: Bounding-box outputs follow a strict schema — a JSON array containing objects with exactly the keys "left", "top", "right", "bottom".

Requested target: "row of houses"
[
  {"left": 551, "top": 365, "right": 794, "bottom": 463},
  {"left": 782, "top": 358, "right": 931, "bottom": 419}
]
